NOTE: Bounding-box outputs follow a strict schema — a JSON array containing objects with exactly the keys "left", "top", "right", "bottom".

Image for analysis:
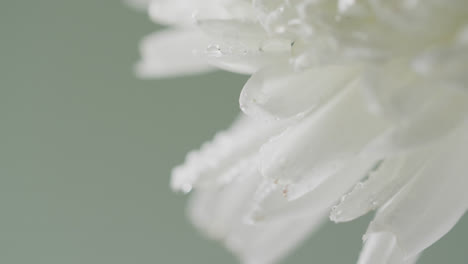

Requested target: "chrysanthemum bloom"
[{"left": 128, "top": 0, "right": 468, "bottom": 263}]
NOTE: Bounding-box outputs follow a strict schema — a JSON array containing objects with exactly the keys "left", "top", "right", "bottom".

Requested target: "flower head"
[{"left": 130, "top": 0, "right": 468, "bottom": 263}]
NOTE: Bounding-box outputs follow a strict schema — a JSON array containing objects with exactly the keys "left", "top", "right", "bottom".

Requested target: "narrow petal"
[
  {"left": 136, "top": 29, "right": 214, "bottom": 78},
  {"left": 252, "top": 0, "right": 302, "bottom": 35},
  {"left": 203, "top": 49, "right": 289, "bottom": 75},
  {"left": 188, "top": 160, "right": 327, "bottom": 264},
  {"left": 249, "top": 154, "right": 381, "bottom": 223},
  {"left": 197, "top": 19, "right": 267, "bottom": 44},
  {"left": 362, "top": 60, "right": 468, "bottom": 154},
  {"left": 330, "top": 152, "right": 430, "bottom": 223},
  {"left": 363, "top": 60, "right": 431, "bottom": 121},
  {"left": 197, "top": 19, "right": 292, "bottom": 74},
  {"left": 358, "top": 232, "right": 411, "bottom": 264},
  {"left": 225, "top": 209, "right": 327, "bottom": 264},
  {"left": 171, "top": 115, "right": 285, "bottom": 192},
  {"left": 364, "top": 121, "right": 468, "bottom": 258},
  {"left": 239, "top": 64, "right": 358, "bottom": 121},
  {"left": 364, "top": 87, "right": 468, "bottom": 155},
  {"left": 188, "top": 163, "right": 261, "bottom": 239},
  {"left": 413, "top": 44, "right": 468, "bottom": 91},
  {"left": 370, "top": 0, "right": 466, "bottom": 39},
  {"left": 260, "top": 79, "right": 388, "bottom": 200},
  {"left": 148, "top": 0, "right": 232, "bottom": 25}
]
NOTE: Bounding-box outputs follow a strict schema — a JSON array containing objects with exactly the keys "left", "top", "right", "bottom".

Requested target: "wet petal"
[
  {"left": 330, "top": 152, "right": 430, "bottom": 223},
  {"left": 196, "top": 19, "right": 292, "bottom": 74},
  {"left": 225, "top": 208, "right": 327, "bottom": 264},
  {"left": 188, "top": 159, "right": 327, "bottom": 264},
  {"left": 362, "top": 59, "right": 468, "bottom": 154},
  {"left": 260, "top": 79, "right": 388, "bottom": 200},
  {"left": 364, "top": 121, "right": 468, "bottom": 258},
  {"left": 240, "top": 64, "right": 359, "bottom": 121},
  {"left": 363, "top": 60, "right": 430, "bottom": 121},
  {"left": 197, "top": 19, "right": 268, "bottom": 45},
  {"left": 365, "top": 88, "right": 468, "bottom": 155},
  {"left": 253, "top": 0, "right": 302, "bottom": 35},
  {"left": 171, "top": 115, "right": 286, "bottom": 192},
  {"left": 249, "top": 154, "right": 381, "bottom": 223}
]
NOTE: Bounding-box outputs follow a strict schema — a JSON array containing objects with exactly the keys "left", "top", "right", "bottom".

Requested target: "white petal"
[
  {"left": 223, "top": 0, "right": 258, "bottom": 21},
  {"left": 369, "top": 0, "right": 467, "bottom": 39},
  {"left": 188, "top": 188, "right": 220, "bottom": 237},
  {"left": 260, "top": 79, "right": 388, "bottom": 200},
  {"left": 197, "top": 19, "right": 267, "bottom": 44},
  {"left": 412, "top": 44, "right": 468, "bottom": 91},
  {"left": 364, "top": 88, "right": 468, "bottom": 155},
  {"left": 405, "top": 254, "right": 421, "bottom": 264},
  {"left": 136, "top": 29, "right": 214, "bottom": 78},
  {"left": 204, "top": 50, "right": 289, "bottom": 75},
  {"left": 362, "top": 59, "right": 468, "bottom": 153},
  {"left": 363, "top": 60, "right": 431, "bottom": 121},
  {"left": 330, "top": 152, "right": 430, "bottom": 223},
  {"left": 252, "top": 0, "right": 309, "bottom": 37},
  {"left": 364, "top": 121, "right": 468, "bottom": 258},
  {"left": 148, "top": 0, "right": 232, "bottom": 25},
  {"left": 225, "top": 209, "right": 327, "bottom": 264},
  {"left": 196, "top": 19, "right": 292, "bottom": 74},
  {"left": 240, "top": 64, "right": 359, "bottom": 121},
  {"left": 188, "top": 160, "right": 327, "bottom": 264},
  {"left": 171, "top": 115, "right": 285, "bottom": 192},
  {"left": 249, "top": 153, "right": 381, "bottom": 223},
  {"left": 358, "top": 232, "right": 420, "bottom": 264},
  {"left": 187, "top": 163, "right": 261, "bottom": 239}
]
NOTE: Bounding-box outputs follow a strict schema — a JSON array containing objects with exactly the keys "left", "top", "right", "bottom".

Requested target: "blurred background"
[{"left": 0, "top": 1, "right": 467, "bottom": 263}]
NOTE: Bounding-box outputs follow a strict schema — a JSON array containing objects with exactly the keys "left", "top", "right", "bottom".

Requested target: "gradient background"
[{"left": 1, "top": 1, "right": 467, "bottom": 263}]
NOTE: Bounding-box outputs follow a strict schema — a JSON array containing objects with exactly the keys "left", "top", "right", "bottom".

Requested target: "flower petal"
[
  {"left": 370, "top": 0, "right": 466, "bottom": 39},
  {"left": 249, "top": 153, "right": 380, "bottom": 223},
  {"left": 364, "top": 88, "right": 468, "bottom": 155},
  {"left": 188, "top": 159, "right": 327, "bottom": 264},
  {"left": 171, "top": 115, "right": 285, "bottom": 192},
  {"left": 225, "top": 208, "right": 327, "bottom": 264},
  {"left": 240, "top": 64, "right": 358, "bottom": 121},
  {"left": 330, "top": 152, "right": 430, "bottom": 223},
  {"left": 148, "top": 0, "right": 232, "bottom": 25},
  {"left": 363, "top": 121, "right": 468, "bottom": 258},
  {"left": 188, "top": 163, "right": 261, "bottom": 239},
  {"left": 196, "top": 19, "right": 292, "bottom": 74},
  {"left": 357, "top": 232, "right": 420, "bottom": 264},
  {"left": 136, "top": 28, "right": 214, "bottom": 78},
  {"left": 260, "top": 79, "right": 388, "bottom": 200}
]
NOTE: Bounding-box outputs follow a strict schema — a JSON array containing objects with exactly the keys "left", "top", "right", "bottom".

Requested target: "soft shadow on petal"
[
  {"left": 259, "top": 80, "right": 388, "bottom": 200},
  {"left": 362, "top": 121, "right": 468, "bottom": 260},
  {"left": 240, "top": 64, "right": 359, "bottom": 121}
]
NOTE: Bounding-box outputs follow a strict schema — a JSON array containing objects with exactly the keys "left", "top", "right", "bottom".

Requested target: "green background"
[{"left": 1, "top": 1, "right": 466, "bottom": 263}]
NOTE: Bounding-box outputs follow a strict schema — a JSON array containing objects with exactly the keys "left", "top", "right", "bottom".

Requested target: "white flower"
[{"left": 130, "top": 1, "right": 468, "bottom": 263}]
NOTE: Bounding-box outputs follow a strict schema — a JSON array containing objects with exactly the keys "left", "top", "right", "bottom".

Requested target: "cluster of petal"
[{"left": 129, "top": 0, "right": 468, "bottom": 263}]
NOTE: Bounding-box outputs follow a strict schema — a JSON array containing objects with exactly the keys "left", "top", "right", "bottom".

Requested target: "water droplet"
[
  {"left": 180, "top": 183, "right": 193, "bottom": 194},
  {"left": 206, "top": 44, "right": 222, "bottom": 57}
]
